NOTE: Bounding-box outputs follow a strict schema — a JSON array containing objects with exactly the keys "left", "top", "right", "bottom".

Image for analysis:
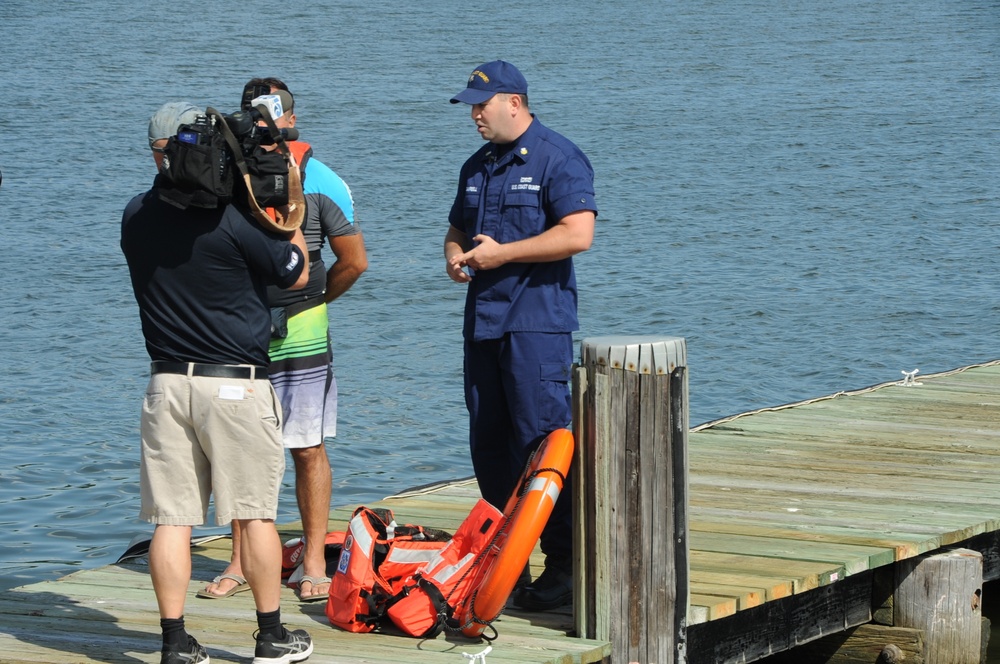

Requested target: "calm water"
[{"left": 1, "top": 0, "right": 998, "bottom": 654}]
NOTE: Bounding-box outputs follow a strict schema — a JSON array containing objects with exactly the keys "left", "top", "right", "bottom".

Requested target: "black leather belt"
[{"left": 150, "top": 361, "right": 268, "bottom": 380}]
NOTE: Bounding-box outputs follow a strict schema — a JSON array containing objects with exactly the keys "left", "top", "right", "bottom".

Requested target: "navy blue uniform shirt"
[{"left": 448, "top": 117, "right": 598, "bottom": 341}]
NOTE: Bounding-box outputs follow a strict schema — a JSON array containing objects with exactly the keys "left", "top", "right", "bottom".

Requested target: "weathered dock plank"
[
  {"left": 689, "top": 518, "right": 933, "bottom": 561},
  {"left": 690, "top": 531, "right": 896, "bottom": 572},
  {"left": 691, "top": 549, "right": 843, "bottom": 593}
]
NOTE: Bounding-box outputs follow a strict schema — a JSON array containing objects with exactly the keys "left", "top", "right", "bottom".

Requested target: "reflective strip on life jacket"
[
  {"left": 347, "top": 511, "right": 378, "bottom": 558},
  {"left": 379, "top": 540, "right": 450, "bottom": 590},
  {"left": 428, "top": 552, "right": 477, "bottom": 586},
  {"left": 387, "top": 545, "right": 442, "bottom": 566}
]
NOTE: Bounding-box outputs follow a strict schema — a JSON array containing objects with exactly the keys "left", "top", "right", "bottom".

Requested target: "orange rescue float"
[{"left": 460, "top": 427, "right": 575, "bottom": 638}]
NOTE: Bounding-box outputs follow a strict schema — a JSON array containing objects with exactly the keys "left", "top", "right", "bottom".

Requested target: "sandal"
[
  {"left": 296, "top": 575, "right": 331, "bottom": 603},
  {"left": 196, "top": 573, "right": 250, "bottom": 599}
]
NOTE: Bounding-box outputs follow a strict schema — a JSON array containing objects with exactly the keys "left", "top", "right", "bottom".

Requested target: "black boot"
[
  {"left": 511, "top": 565, "right": 572, "bottom": 611},
  {"left": 514, "top": 563, "right": 531, "bottom": 591}
]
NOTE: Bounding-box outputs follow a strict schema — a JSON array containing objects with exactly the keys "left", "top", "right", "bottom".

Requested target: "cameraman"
[
  {"left": 201, "top": 79, "right": 367, "bottom": 604},
  {"left": 122, "top": 101, "right": 314, "bottom": 664}
]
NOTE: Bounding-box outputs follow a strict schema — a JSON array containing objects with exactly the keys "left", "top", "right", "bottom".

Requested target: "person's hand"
[
  {"left": 457, "top": 234, "right": 506, "bottom": 272},
  {"left": 446, "top": 254, "right": 472, "bottom": 283}
]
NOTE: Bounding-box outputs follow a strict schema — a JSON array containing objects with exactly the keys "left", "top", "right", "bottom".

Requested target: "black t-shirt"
[{"left": 121, "top": 189, "right": 305, "bottom": 366}]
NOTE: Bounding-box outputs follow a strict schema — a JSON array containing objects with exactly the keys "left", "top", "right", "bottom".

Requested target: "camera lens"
[{"left": 224, "top": 111, "right": 254, "bottom": 138}]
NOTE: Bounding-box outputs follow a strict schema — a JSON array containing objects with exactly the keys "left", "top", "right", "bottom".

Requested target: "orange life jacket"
[
  {"left": 263, "top": 140, "right": 312, "bottom": 223},
  {"left": 324, "top": 507, "right": 451, "bottom": 633},
  {"left": 384, "top": 498, "right": 504, "bottom": 637}
]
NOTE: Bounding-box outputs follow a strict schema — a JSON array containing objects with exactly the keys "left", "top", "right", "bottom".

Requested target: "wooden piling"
[
  {"left": 894, "top": 548, "right": 983, "bottom": 664},
  {"left": 574, "top": 335, "right": 690, "bottom": 664}
]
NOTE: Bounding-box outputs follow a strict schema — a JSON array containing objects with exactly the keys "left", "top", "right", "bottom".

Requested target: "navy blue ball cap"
[{"left": 450, "top": 60, "right": 528, "bottom": 105}]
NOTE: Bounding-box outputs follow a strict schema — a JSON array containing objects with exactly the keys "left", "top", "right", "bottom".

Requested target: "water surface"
[{"left": 1, "top": 1, "right": 997, "bottom": 626}]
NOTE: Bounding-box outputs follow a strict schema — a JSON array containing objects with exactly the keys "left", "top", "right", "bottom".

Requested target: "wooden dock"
[
  {"left": 683, "top": 360, "right": 1000, "bottom": 662},
  {"left": 0, "top": 478, "right": 609, "bottom": 664},
  {"left": 4, "top": 360, "right": 1000, "bottom": 662}
]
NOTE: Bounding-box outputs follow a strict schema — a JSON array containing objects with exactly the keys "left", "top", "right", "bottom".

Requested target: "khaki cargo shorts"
[{"left": 138, "top": 371, "right": 285, "bottom": 526}]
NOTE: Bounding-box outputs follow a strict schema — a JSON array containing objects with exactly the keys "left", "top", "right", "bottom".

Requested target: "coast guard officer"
[{"left": 444, "top": 60, "right": 597, "bottom": 610}]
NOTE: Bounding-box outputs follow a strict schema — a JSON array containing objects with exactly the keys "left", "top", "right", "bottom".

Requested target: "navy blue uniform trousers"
[{"left": 464, "top": 331, "right": 573, "bottom": 567}]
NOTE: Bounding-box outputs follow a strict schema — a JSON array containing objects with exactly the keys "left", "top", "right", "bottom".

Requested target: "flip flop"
[
  {"left": 296, "top": 575, "right": 331, "bottom": 603},
  {"left": 196, "top": 573, "right": 250, "bottom": 599}
]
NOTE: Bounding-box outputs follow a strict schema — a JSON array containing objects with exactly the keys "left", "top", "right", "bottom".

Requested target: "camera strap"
[{"left": 207, "top": 107, "right": 305, "bottom": 234}]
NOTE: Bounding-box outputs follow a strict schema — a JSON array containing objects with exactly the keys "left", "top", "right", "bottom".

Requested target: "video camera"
[
  {"left": 157, "top": 93, "right": 303, "bottom": 233},
  {"left": 173, "top": 108, "right": 297, "bottom": 152}
]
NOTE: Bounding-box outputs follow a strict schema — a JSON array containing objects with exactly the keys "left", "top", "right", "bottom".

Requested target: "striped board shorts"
[{"left": 268, "top": 302, "right": 338, "bottom": 449}]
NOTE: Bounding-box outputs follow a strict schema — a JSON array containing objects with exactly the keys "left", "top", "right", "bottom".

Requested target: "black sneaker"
[
  {"left": 252, "top": 628, "right": 313, "bottom": 664},
  {"left": 160, "top": 634, "right": 209, "bottom": 664},
  {"left": 511, "top": 566, "right": 572, "bottom": 611}
]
